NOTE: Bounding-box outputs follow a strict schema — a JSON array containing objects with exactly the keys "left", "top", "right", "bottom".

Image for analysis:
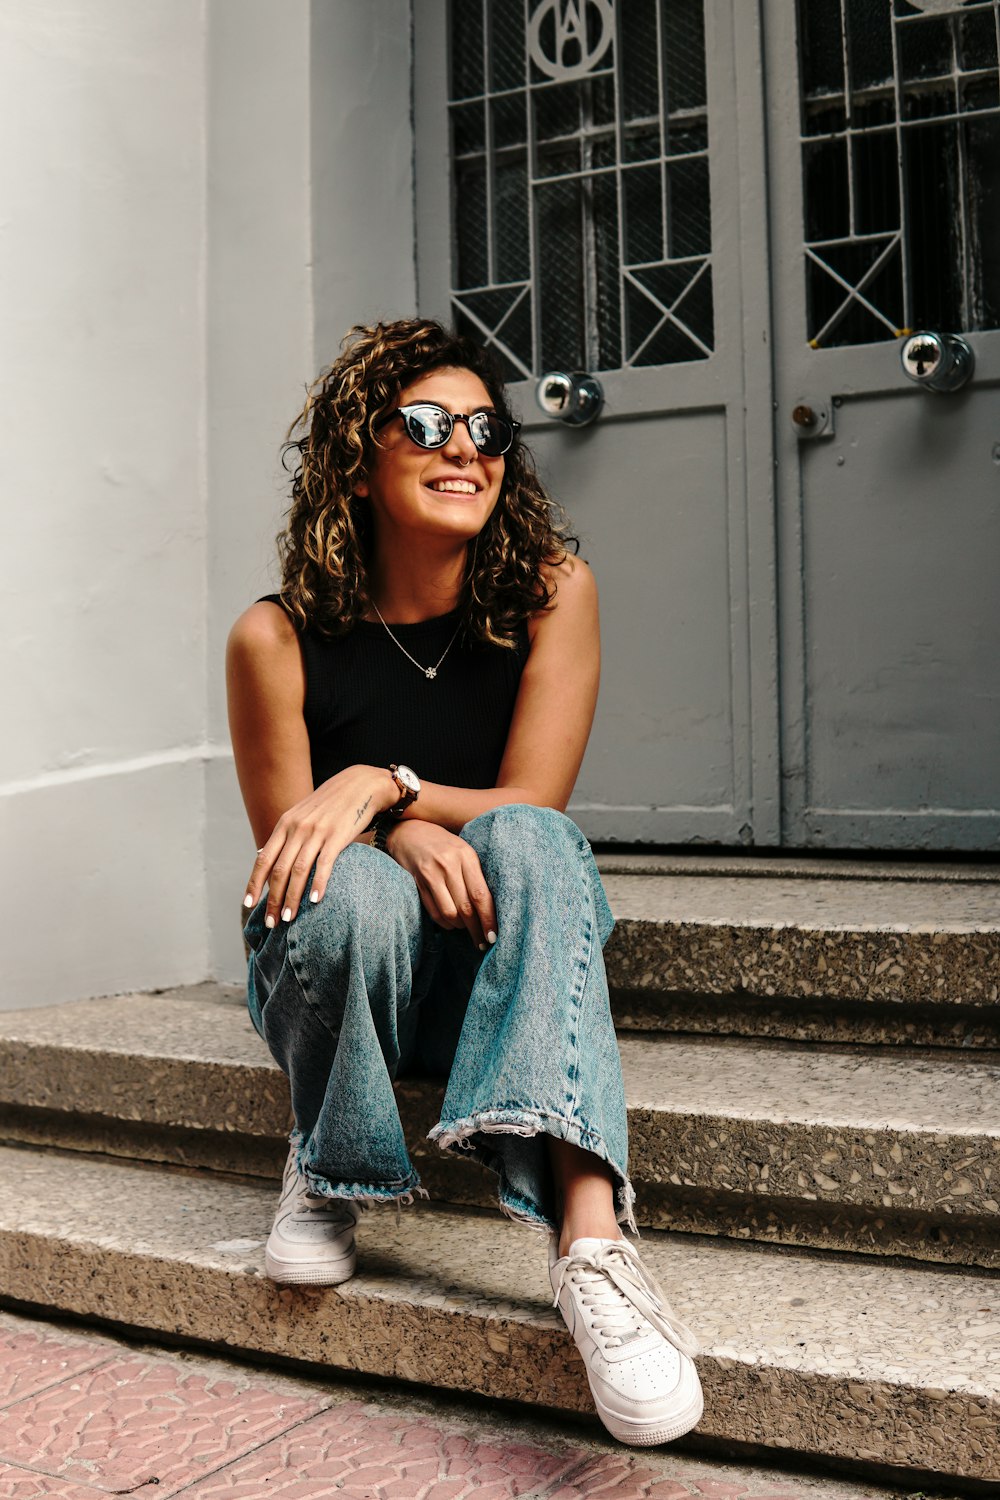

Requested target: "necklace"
[{"left": 371, "top": 603, "right": 462, "bottom": 680}]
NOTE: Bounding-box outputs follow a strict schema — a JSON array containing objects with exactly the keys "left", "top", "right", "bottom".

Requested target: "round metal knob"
[
  {"left": 535, "top": 371, "right": 604, "bottom": 426},
  {"left": 900, "top": 331, "right": 975, "bottom": 393}
]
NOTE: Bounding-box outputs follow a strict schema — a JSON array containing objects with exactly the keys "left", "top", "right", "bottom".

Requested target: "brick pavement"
[{"left": 0, "top": 1311, "right": 906, "bottom": 1500}]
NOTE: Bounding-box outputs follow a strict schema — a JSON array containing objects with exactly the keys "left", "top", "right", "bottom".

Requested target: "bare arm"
[
  {"left": 397, "top": 554, "right": 601, "bottom": 831},
  {"left": 226, "top": 602, "right": 399, "bottom": 924}
]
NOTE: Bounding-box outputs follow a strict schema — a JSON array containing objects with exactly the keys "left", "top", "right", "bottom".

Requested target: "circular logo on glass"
[{"left": 528, "top": 0, "right": 615, "bottom": 84}]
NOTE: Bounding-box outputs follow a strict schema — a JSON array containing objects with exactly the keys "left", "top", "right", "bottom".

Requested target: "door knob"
[
  {"left": 900, "top": 331, "right": 975, "bottom": 393},
  {"left": 535, "top": 370, "right": 604, "bottom": 426}
]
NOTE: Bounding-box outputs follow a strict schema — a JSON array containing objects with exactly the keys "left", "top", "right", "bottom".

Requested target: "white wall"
[
  {"left": 1, "top": 1, "right": 209, "bottom": 1007},
  {"left": 1, "top": 0, "right": 417, "bottom": 1008},
  {"left": 206, "top": 0, "right": 416, "bottom": 983}
]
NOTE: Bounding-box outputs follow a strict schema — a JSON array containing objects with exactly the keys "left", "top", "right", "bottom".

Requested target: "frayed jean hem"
[{"left": 429, "top": 1107, "right": 638, "bottom": 1235}]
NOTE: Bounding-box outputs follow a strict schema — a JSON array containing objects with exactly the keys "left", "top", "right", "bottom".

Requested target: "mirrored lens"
[
  {"left": 404, "top": 405, "right": 453, "bottom": 448},
  {"left": 468, "top": 411, "right": 513, "bottom": 456}
]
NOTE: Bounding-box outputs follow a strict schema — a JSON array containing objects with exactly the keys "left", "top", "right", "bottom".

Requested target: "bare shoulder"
[
  {"left": 529, "top": 554, "right": 598, "bottom": 642},
  {"left": 227, "top": 598, "right": 299, "bottom": 664},
  {"left": 542, "top": 551, "right": 597, "bottom": 599}
]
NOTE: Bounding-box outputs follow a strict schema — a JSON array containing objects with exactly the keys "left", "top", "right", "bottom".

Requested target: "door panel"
[
  {"left": 414, "top": 0, "right": 780, "bottom": 845},
  {"left": 766, "top": 0, "right": 1000, "bottom": 849},
  {"left": 531, "top": 410, "right": 737, "bottom": 842}
]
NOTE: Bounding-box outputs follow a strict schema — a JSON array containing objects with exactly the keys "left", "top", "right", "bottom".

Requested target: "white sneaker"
[
  {"left": 549, "top": 1236, "right": 703, "bottom": 1447},
  {"left": 264, "top": 1145, "right": 359, "bottom": 1285}
]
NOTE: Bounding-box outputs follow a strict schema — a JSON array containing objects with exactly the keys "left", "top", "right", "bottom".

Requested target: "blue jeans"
[{"left": 244, "top": 804, "right": 633, "bottom": 1232}]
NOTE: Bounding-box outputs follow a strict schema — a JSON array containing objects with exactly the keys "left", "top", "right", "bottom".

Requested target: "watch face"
[{"left": 396, "top": 764, "right": 420, "bottom": 794}]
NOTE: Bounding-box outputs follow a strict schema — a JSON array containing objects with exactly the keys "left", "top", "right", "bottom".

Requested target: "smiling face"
[{"left": 356, "top": 366, "right": 506, "bottom": 548}]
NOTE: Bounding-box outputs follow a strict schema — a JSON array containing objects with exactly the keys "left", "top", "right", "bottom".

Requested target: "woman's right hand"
[
  {"left": 245, "top": 763, "right": 396, "bottom": 927},
  {"left": 384, "top": 820, "right": 498, "bottom": 951}
]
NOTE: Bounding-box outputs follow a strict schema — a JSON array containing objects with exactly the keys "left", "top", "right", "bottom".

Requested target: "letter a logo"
[{"left": 528, "top": 0, "right": 615, "bottom": 83}]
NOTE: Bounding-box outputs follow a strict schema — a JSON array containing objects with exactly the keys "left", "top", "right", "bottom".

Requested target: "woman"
[{"left": 227, "top": 318, "right": 701, "bottom": 1447}]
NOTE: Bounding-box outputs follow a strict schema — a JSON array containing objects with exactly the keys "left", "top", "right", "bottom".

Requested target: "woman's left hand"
[{"left": 244, "top": 763, "right": 394, "bottom": 927}]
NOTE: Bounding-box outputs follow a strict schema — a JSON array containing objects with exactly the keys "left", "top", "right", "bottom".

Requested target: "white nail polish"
[
  {"left": 478, "top": 942, "right": 487, "bottom": 953},
  {"left": 243, "top": 894, "right": 253, "bottom": 909},
  {"left": 265, "top": 914, "right": 276, "bottom": 930},
  {"left": 281, "top": 907, "right": 292, "bottom": 923},
  {"left": 487, "top": 930, "right": 497, "bottom": 944},
  {"left": 309, "top": 891, "right": 320, "bottom": 903}
]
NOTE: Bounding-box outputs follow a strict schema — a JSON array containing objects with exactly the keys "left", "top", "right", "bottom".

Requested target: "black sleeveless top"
[{"left": 261, "top": 597, "right": 530, "bottom": 789}]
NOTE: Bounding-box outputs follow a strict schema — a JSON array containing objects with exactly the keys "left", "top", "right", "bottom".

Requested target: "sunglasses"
[{"left": 376, "top": 403, "right": 520, "bottom": 458}]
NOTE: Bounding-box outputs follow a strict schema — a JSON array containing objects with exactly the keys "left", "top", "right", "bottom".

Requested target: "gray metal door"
[
  {"left": 415, "top": 0, "right": 780, "bottom": 845},
  {"left": 767, "top": 0, "right": 1000, "bottom": 850},
  {"left": 414, "top": 0, "right": 1000, "bottom": 849}
]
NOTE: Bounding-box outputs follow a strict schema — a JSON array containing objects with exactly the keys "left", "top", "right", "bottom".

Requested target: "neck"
[{"left": 368, "top": 535, "right": 472, "bottom": 623}]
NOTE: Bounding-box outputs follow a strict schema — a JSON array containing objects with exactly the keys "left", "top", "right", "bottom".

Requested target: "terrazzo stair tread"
[
  {"left": 602, "top": 872, "right": 1000, "bottom": 1009},
  {"left": 4, "top": 990, "right": 1000, "bottom": 1271},
  {"left": 595, "top": 851, "right": 1000, "bottom": 882},
  {"left": 0, "top": 1148, "right": 997, "bottom": 1482},
  {"left": 5, "top": 990, "right": 999, "bottom": 1217}
]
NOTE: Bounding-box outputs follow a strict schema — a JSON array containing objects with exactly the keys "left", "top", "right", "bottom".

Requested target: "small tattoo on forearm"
[{"left": 355, "top": 795, "right": 372, "bottom": 825}]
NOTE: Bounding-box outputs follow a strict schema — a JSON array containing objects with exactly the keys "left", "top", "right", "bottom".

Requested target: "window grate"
[
  {"left": 799, "top": 0, "right": 1000, "bottom": 348},
  {"left": 448, "top": 0, "right": 714, "bottom": 379}
]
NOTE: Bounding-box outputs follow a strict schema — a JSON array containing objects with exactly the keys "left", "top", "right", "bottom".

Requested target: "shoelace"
[{"left": 553, "top": 1242, "right": 699, "bottom": 1357}]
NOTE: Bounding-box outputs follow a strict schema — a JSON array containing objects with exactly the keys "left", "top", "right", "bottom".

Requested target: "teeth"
[{"left": 431, "top": 480, "right": 477, "bottom": 494}]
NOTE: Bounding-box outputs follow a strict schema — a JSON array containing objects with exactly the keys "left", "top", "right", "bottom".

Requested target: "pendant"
[{"left": 425, "top": 667, "right": 437, "bottom": 679}]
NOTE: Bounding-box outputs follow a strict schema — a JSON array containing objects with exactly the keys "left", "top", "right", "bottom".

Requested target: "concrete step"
[
  {"left": 3, "top": 987, "right": 999, "bottom": 1267},
  {"left": 0, "top": 1145, "right": 996, "bottom": 1484},
  {"left": 599, "top": 863, "right": 1000, "bottom": 1048}
]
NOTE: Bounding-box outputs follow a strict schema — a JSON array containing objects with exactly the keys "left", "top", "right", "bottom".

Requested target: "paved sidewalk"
[{"left": 0, "top": 1310, "right": 927, "bottom": 1500}]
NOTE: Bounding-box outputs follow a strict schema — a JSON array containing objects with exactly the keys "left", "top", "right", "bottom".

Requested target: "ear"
[{"left": 354, "top": 479, "right": 369, "bottom": 499}]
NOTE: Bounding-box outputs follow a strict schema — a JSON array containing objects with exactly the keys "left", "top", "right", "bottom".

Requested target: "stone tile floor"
[{"left": 0, "top": 1310, "right": 946, "bottom": 1500}]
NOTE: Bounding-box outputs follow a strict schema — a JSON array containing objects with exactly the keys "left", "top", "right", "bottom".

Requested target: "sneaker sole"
[
  {"left": 264, "top": 1244, "right": 357, "bottom": 1286},
  {"left": 593, "top": 1379, "right": 704, "bottom": 1448}
]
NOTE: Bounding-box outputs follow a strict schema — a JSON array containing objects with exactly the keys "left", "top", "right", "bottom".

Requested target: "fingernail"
[
  {"left": 243, "top": 893, "right": 253, "bottom": 909},
  {"left": 265, "top": 914, "right": 276, "bottom": 930},
  {"left": 487, "top": 930, "right": 497, "bottom": 944},
  {"left": 309, "top": 890, "right": 320, "bottom": 903},
  {"left": 478, "top": 942, "right": 487, "bottom": 953},
  {"left": 281, "top": 907, "right": 292, "bottom": 923}
]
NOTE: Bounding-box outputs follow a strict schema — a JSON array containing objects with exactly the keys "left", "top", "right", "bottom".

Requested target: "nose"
[{"left": 441, "top": 415, "right": 479, "bottom": 465}]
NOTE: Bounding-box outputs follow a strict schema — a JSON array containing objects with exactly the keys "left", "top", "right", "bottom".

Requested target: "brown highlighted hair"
[{"left": 277, "top": 318, "right": 577, "bottom": 646}]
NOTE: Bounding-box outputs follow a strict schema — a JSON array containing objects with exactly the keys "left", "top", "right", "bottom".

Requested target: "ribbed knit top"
[{"left": 260, "top": 596, "right": 530, "bottom": 789}]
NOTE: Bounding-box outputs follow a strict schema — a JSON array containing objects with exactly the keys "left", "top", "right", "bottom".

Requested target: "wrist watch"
[
  {"left": 371, "top": 812, "right": 397, "bottom": 853},
  {"left": 389, "top": 763, "right": 420, "bottom": 816}
]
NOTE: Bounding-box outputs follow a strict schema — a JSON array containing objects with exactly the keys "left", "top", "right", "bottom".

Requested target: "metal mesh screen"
[
  {"left": 448, "top": 0, "right": 714, "bottom": 379},
  {"left": 798, "top": 0, "right": 1000, "bottom": 348}
]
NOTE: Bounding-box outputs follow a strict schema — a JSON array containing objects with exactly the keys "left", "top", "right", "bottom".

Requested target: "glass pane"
[
  {"left": 454, "top": 161, "right": 488, "bottom": 287},
  {"left": 489, "top": 0, "right": 525, "bottom": 91},
  {"left": 898, "top": 16, "right": 955, "bottom": 82},
  {"left": 668, "top": 157, "right": 711, "bottom": 258},
  {"left": 800, "top": 0, "right": 846, "bottom": 98},
  {"left": 620, "top": 0, "right": 661, "bottom": 121},
  {"left": 797, "top": 0, "right": 1000, "bottom": 346},
  {"left": 623, "top": 166, "right": 664, "bottom": 264},
  {"left": 494, "top": 159, "right": 530, "bottom": 281},
  {"left": 663, "top": 0, "right": 706, "bottom": 111},
  {"left": 846, "top": 0, "right": 893, "bottom": 91},
  {"left": 448, "top": 0, "right": 714, "bottom": 373},
  {"left": 450, "top": 0, "right": 484, "bottom": 100},
  {"left": 536, "top": 180, "right": 585, "bottom": 370},
  {"left": 452, "top": 101, "right": 485, "bottom": 157},
  {"left": 492, "top": 92, "right": 526, "bottom": 150}
]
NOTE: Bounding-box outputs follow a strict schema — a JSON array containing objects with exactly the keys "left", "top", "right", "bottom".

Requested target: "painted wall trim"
[{"left": 0, "top": 744, "right": 234, "bottom": 802}]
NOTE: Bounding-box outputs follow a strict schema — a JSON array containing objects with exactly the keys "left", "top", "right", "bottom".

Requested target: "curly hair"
[{"left": 276, "top": 318, "right": 578, "bottom": 647}]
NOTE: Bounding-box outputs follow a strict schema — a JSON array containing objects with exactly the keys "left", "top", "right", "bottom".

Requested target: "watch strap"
[{"left": 371, "top": 812, "right": 397, "bottom": 853}]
